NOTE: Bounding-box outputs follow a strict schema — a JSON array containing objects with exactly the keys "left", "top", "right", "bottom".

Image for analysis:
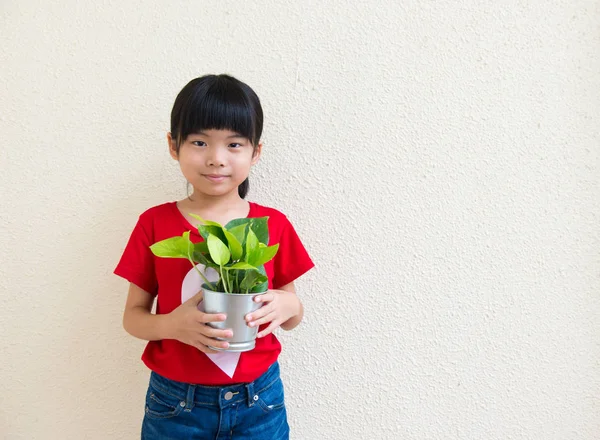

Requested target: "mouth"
[{"left": 203, "top": 174, "right": 230, "bottom": 182}]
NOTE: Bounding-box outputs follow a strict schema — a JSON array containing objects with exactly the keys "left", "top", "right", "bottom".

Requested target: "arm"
[
  {"left": 122, "top": 283, "right": 171, "bottom": 341},
  {"left": 278, "top": 281, "right": 304, "bottom": 331},
  {"left": 122, "top": 283, "right": 233, "bottom": 353}
]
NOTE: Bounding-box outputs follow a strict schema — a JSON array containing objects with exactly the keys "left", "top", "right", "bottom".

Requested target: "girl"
[{"left": 114, "top": 74, "right": 315, "bottom": 439}]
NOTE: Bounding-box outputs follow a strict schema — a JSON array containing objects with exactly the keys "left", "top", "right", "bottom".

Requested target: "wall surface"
[{"left": 1, "top": 1, "right": 599, "bottom": 439}]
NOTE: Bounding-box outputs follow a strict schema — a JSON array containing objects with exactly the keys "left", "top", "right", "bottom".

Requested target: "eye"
[
  {"left": 192, "top": 141, "right": 207, "bottom": 147},
  {"left": 229, "top": 143, "right": 243, "bottom": 148}
]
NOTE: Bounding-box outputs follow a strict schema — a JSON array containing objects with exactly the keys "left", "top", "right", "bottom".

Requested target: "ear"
[
  {"left": 251, "top": 142, "right": 263, "bottom": 166},
  {"left": 167, "top": 132, "right": 178, "bottom": 160}
]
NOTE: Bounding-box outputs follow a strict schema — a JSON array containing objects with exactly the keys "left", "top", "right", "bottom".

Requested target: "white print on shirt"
[{"left": 181, "top": 264, "right": 240, "bottom": 378}]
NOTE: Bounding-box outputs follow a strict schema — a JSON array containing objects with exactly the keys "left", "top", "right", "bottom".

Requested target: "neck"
[{"left": 187, "top": 189, "right": 246, "bottom": 214}]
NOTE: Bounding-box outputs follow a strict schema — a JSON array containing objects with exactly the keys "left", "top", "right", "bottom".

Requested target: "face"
[{"left": 168, "top": 129, "right": 262, "bottom": 198}]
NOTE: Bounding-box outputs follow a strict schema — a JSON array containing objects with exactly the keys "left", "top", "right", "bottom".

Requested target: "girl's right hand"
[{"left": 165, "top": 290, "right": 232, "bottom": 354}]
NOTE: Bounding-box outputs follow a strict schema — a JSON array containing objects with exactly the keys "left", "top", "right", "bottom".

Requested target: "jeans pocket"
[
  {"left": 256, "top": 377, "right": 286, "bottom": 414},
  {"left": 144, "top": 385, "right": 185, "bottom": 420}
]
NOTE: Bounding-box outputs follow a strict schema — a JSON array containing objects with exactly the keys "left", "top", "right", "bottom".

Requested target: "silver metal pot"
[{"left": 202, "top": 287, "right": 264, "bottom": 352}]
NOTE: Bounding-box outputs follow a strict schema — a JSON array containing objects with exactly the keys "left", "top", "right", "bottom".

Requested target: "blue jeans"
[{"left": 141, "top": 362, "right": 289, "bottom": 440}]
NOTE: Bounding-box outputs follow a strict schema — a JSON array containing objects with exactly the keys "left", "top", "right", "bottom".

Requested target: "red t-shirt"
[{"left": 114, "top": 201, "right": 315, "bottom": 385}]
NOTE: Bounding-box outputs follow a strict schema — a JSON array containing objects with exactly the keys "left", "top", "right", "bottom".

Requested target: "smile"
[{"left": 204, "top": 175, "right": 229, "bottom": 182}]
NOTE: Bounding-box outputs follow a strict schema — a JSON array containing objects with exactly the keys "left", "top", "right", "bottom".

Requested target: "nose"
[{"left": 206, "top": 146, "right": 226, "bottom": 167}]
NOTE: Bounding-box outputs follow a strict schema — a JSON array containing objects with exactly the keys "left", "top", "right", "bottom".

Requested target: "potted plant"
[{"left": 149, "top": 215, "right": 279, "bottom": 352}]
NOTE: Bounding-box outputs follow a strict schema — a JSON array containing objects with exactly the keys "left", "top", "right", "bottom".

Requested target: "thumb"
[{"left": 186, "top": 289, "right": 204, "bottom": 304}]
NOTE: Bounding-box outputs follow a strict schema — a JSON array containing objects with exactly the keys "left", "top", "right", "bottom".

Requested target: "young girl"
[{"left": 114, "top": 74, "right": 314, "bottom": 439}]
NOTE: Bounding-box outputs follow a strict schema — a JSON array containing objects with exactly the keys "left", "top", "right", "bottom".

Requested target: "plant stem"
[
  {"left": 241, "top": 272, "right": 248, "bottom": 294},
  {"left": 185, "top": 244, "right": 216, "bottom": 290},
  {"left": 188, "top": 259, "right": 215, "bottom": 290},
  {"left": 220, "top": 266, "right": 229, "bottom": 293}
]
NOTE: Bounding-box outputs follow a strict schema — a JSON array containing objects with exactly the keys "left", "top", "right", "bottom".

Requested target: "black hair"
[{"left": 170, "top": 74, "right": 263, "bottom": 199}]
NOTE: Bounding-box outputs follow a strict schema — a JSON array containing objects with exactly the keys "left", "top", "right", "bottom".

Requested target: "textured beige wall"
[{"left": 2, "top": 1, "right": 599, "bottom": 439}]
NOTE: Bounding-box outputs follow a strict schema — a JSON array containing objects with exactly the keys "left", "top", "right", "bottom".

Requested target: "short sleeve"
[
  {"left": 272, "top": 216, "right": 315, "bottom": 289},
  {"left": 114, "top": 215, "right": 158, "bottom": 295}
]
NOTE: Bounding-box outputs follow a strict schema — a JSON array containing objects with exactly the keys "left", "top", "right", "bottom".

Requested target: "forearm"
[
  {"left": 123, "top": 306, "right": 172, "bottom": 341},
  {"left": 280, "top": 296, "right": 304, "bottom": 331}
]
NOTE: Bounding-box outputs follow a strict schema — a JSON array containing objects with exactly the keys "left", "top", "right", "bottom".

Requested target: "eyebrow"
[{"left": 193, "top": 131, "right": 247, "bottom": 139}]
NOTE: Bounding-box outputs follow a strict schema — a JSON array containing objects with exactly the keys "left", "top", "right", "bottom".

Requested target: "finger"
[
  {"left": 187, "top": 290, "right": 204, "bottom": 304},
  {"left": 188, "top": 338, "right": 222, "bottom": 353},
  {"left": 257, "top": 320, "right": 281, "bottom": 338},
  {"left": 249, "top": 310, "right": 277, "bottom": 328},
  {"left": 197, "top": 334, "right": 230, "bottom": 350},
  {"left": 197, "top": 312, "right": 227, "bottom": 324},
  {"left": 253, "top": 292, "right": 274, "bottom": 303},
  {"left": 199, "top": 325, "right": 233, "bottom": 340},
  {"left": 245, "top": 304, "right": 274, "bottom": 323},
  {"left": 195, "top": 343, "right": 220, "bottom": 354}
]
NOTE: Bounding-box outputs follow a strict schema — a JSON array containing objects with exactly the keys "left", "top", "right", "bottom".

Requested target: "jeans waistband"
[{"left": 149, "top": 362, "right": 281, "bottom": 409}]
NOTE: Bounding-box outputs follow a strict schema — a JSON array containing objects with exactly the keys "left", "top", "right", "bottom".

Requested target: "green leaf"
[
  {"left": 223, "top": 229, "right": 243, "bottom": 260},
  {"left": 194, "top": 241, "right": 208, "bottom": 254},
  {"left": 250, "top": 266, "right": 269, "bottom": 293},
  {"left": 245, "top": 228, "right": 260, "bottom": 266},
  {"left": 188, "top": 215, "right": 227, "bottom": 243},
  {"left": 240, "top": 270, "right": 260, "bottom": 291},
  {"left": 225, "top": 217, "right": 269, "bottom": 244},
  {"left": 188, "top": 213, "right": 223, "bottom": 228},
  {"left": 207, "top": 234, "right": 231, "bottom": 266},
  {"left": 224, "top": 218, "right": 251, "bottom": 231},
  {"left": 254, "top": 243, "right": 279, "bottom": 267},
  {"left": 227, "top": 223, "right": 248, "bottom": 246},
  {"left": 197, "top": 224, "right": 227, "bottom": 243},
  {"left": 182, "top": 231, "right": 194, "bottom": 259},
  {"left": 249, "top": 217, "right": 269, "bottom": 245},
  {"left": 225, "top": 262, "right": 259, "bottom": 270},
  {"left": 192, "top": 243, "right": 214, "bottom": 267},
  {"left": 150, "top": 236, "right": 188, "bottom": 258}
]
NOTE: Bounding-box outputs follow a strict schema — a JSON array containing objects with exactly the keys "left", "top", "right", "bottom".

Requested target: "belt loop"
[
  {"left": 186, "top": 384, "right": 195, "bottom": 410},
  {"left": 246, "top": 382, "right": 255, "bottom": 407}
]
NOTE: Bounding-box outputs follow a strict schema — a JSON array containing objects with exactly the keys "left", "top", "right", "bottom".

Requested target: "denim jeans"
[{"left": 141, "top": 362, "right": 289, "bottom": 440}]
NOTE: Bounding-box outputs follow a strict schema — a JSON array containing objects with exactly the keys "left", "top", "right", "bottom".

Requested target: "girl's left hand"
[{"left": 245, "top": 290, "right": 300, "bottom": 338}]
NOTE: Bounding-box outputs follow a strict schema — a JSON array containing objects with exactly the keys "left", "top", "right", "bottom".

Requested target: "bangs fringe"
[{"left": 174, "top": 76, "right": 259, "bottom": 147}]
